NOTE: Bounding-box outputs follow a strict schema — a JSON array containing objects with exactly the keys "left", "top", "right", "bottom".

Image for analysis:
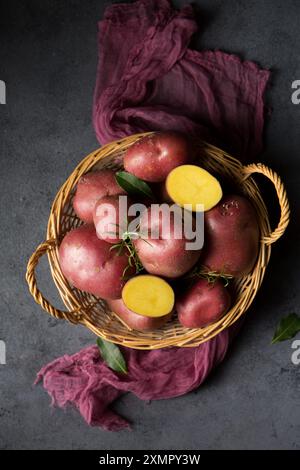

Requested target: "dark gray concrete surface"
[{"left": 0, "top": 0, "right": 299, "bottom": 450}]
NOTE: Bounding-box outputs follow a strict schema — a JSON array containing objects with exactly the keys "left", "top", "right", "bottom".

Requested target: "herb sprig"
[{"left": 185, "top": 265, "right": 233, "bottom": 287}]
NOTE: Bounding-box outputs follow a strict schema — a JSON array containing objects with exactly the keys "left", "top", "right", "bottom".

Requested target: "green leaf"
[
  {"left": 271, "top": 313, "right": 300, "bottom": 344},
  {"left": 97, "top": 338, "right": 128, "bottom": 374},
  {"left": 115, "top": 171, "right": 154, "bottom": 199}
]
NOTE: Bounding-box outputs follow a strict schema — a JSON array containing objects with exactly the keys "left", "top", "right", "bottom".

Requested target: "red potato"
[
  {"left": 59, "top": 225, "right": 133, "bottom": 300},
  {"left": 133, "top": 206, "right": 202, "bottom": 278},
  {"left": 107, "top": 298, "right": 172, "bottom": 331},
  {"left": 124, "top": 131, "right": 194, "bottom": 183},
  {"left": 73, "top": 170, "right": 126, "bottom": 223},
  {"left": 177, "top": 278, "right": 231, "bottom": 328},
  {"left": 201, "top": 195, "right": 260, "bottom": 277},
  {"left": 93, "top": 195, "right": 131, "bottom": 244}
]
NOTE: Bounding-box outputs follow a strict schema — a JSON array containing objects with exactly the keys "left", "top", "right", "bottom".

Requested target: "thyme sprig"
[
  {"left": 109, "top": 220, "right": 148, "bottom": 279},
  {"left": 110, "top": 233, "right": 144, "bottom": 279},
  {"left": 185, "top": 265, "right": 233, "bottom": 287}
]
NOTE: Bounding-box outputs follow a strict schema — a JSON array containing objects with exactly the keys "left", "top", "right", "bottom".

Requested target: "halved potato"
[
  {"left": 166, "top": 164, "right": 222, "bottom": 212},
  {"left": 122, "top": 275, "right": 175, "bottom": 318}
]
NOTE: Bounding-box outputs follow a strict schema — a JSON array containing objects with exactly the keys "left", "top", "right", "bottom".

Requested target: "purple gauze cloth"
[{"left": 36, "top": 0, "right": 270, "bottom": 431}]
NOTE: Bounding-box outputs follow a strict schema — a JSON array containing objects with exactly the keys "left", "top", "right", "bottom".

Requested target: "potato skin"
[
  {"left": 133, "top": 206, "right": 201, "bottom": 278},
  {"left": 177, "top": 279, "right": 231, "bottom": 328},
  {"left": 107, "top": 298, "right": 172, "bottom": 331},
  {"left": 201, "top": 195, "right": 260, "bottom": 277},
  {"left": 59, "top": 225, "right": 133, "bottom": 299},
  {"left": 73, "top": 170, "right": 125, "bottom": 223},
  {"left": 124, "top": 131, "right": 194, "bottom": 183}
]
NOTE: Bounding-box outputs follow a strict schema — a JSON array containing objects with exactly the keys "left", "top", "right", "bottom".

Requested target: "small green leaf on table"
[
  {"left": 97, "top": 337, "right": 128, "bottom": 374},
  {"left": 271, "top": 313, "right": 300, "bottom": 344}
]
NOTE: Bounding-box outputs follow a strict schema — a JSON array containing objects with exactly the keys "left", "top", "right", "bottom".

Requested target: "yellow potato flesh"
[
  {"left": 166, "top": 165, "right": 222, "bottom": 212},
  {"left": 122, "top": 275, "right": 175, "bottom": 318}
]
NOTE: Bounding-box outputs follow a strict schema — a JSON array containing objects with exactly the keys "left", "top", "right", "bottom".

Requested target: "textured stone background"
[{"left": 0, "top": 0, "right": 299, "bottom": 450}]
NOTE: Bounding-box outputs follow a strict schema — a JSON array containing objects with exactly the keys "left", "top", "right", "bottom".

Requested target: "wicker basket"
[{"left": 26, "top": 133, "right": 290, "bottom": 349}]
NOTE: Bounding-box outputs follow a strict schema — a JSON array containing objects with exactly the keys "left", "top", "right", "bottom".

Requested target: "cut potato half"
[
  {"left": 122, "top": 275, "right": 175, "bottom": 318},
  {"left": 166, "top": 164, "right": 222, "bottom": 212}
]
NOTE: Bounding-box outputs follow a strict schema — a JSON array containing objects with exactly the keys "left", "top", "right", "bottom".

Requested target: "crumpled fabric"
[
  {"left": 35, "top": 336, "right": 229, "bottom": 431},
  {"left": 36, "top": 0, "right": 270, "bottom": 431},
  {"left": 93, "top": 0, "right": 270, "bottom": 159}
]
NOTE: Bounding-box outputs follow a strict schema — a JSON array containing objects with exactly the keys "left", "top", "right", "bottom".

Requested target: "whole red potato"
[
  {"left": 134, "top": 206, "right": 202, "bottom": 278},
  {"left": 107, "top": 298, "right": 172, "bottom": 331},
  {"left": 59, "top": 225, "right": 133, "bottom": 299},
  {"left": 201, "top": 195, "right": 260, "bottom": 277},
  {"left": 177, "top": 278, "right": 231, "bottom": 328},
  {"left": 124, "top": 131, "right": 194, "bottom": 183},
  {"left": 73, "top": 169, "right": 125, "bottom": 223}
]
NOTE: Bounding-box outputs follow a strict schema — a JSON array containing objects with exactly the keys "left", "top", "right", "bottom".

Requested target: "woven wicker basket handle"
[
  {"left": 243, "top": 163, "right": 290, "bottom": 245},
  {"left": 26, "top": 239, "right": 82, "bottom": 323}
]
